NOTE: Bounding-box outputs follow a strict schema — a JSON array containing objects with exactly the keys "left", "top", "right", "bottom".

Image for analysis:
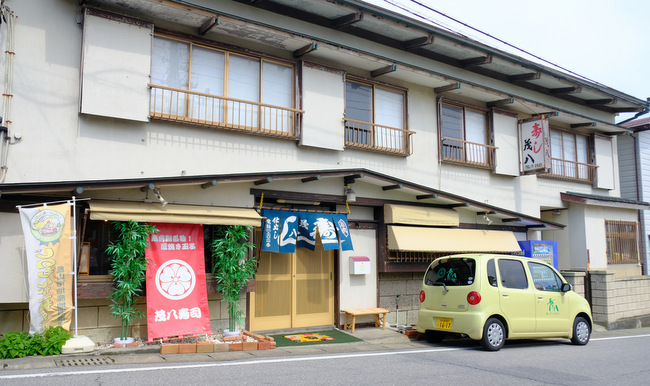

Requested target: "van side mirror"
[{"left": 561, "top": 283, "right": 572, "bottom": 292}]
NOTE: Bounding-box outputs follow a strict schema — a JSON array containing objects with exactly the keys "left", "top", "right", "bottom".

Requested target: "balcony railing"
[
  {"left": 149, "top": 84, "right": 303, "bottom": 139},
  {"left": 441, "top": 137, "right": 496, "bottom": 168},
  {"left": 344, "top": 118, "right": 414, "bottom": 156},
  {"left": 544, "top": 158, "right": 596, "bottom": 183}
]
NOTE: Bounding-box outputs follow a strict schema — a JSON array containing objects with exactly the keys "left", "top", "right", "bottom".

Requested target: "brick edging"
[{"left": 159, "top": 330, "right": 276, "bottom": 354}]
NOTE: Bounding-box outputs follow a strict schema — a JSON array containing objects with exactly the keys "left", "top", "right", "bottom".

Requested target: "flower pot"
[
  {"left": 223, "top": 329, "right": 241, "bottom": 337},
  {"left": 113, "top": 337, "right": 138, "bottom": 347}
]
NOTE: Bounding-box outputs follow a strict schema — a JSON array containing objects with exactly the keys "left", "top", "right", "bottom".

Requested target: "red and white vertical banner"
[
  {"left": 146, "top": 222, "right": 211, "bottom": 341},
  {"left": 19, "top": 203, "right": 73, "bottom": 334}
]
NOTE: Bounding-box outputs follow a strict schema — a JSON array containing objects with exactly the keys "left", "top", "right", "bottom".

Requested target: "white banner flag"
[{"left": 19, "top": 203, "right": 73, "bottom": 333}]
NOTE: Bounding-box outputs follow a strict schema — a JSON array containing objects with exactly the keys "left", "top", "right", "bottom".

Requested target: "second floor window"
[
  {"left": 150, "top": 36, "right": 298, "bottom": 138},
  {"left": 439, "top": 101, "right": 494, "bottom": 167},
  {"left": 344, "top": 79, "right": 411, "bottom": 155},
  {"left": 549, "top": 130, "right": 594, "bottom": 182}
]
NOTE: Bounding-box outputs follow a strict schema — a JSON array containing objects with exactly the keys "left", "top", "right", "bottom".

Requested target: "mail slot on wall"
[{"left": 349, "top": 256, "right": 371, "bottom": 275}]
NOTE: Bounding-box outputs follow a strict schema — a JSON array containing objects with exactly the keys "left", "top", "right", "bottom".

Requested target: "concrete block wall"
[
  {"left": 560, "top": 271, "right": 587, "bottom": 298},
  {"left": 378, "top": 272, "right": 423, "bottom": 327},
  {"left": 0, "top": 294, "right": 236, "bottom": 344},
  {"left": 590, "top": 270, "right": 650, "bottom": 328}
]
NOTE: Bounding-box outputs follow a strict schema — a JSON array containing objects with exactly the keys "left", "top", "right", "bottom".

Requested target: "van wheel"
[
  {"left": 480, "top": 318, "right": 505, "bottom": 351},
  {"left": 424, "top": 331, "right": 445, "bottom": 343},
  {"left": 570, "top": 316, "right": 590, "bottom": 345}
]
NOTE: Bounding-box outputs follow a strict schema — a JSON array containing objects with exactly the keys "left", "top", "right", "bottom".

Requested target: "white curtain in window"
[
  {"left": 190, "top": 46, "right": 225, "bottom": 123},
  {"left": 563, "top": 133, "right": 577, "bottom": 177},
  {"left": 262, "top": 61, "right": 293, "bottom": 133},
  {"left": 227, "top": 54, "right": 260, "bottom": 128},
  {"left": 375, "top": 88, "right": 404, "bottom": 150},
  {"left": 550, "top": 130, "right": 564, "bottom": 176},
  {"left": 465, "top": 109, "right": 487, "bottom": 163},
  {"left": 151, "top": 38, "right": 189, "bottom": 116}
]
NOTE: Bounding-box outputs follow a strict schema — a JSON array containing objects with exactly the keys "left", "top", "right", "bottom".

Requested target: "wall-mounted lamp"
[
  {"left": 344, "top": 186, "right": 356, "bottom": 203},
  {"left": 153, "top": 188, "right": 167, "bottom": 207},
  {"left": 483, "top": 213, "right": 492, "bottom": 225},
  {"left": 553, "top": 209, "right": 562, "bottom": 215}
]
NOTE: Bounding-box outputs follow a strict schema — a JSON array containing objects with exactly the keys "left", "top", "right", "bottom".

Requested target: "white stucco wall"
[{"left": 337, "top": 206, "right": 377, "bottom": 313}]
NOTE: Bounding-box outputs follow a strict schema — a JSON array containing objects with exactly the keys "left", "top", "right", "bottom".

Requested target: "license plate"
[{"left": 436, "top": 318, "right": 452, "bottom": 330}]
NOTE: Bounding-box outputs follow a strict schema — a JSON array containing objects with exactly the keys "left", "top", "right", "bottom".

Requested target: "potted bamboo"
[
  {"left": 106, "top": 220, "right": 158, "bottom": 344},
  {"left": 210, "top": 225, "right": 257, "bottom": 336}
]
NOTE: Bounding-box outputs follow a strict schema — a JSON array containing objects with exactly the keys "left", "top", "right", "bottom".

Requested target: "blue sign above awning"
[{"left": 261, "top": 209, "right": 354, "bottom": 253}]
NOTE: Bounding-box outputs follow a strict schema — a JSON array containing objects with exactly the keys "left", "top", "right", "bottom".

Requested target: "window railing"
[
  {"left": 441, "top": 137, "right": 496, "bottom": 168},
  {"left": 149, "top": 84, "right": 303, "bottom": 139},
  {"left": 544, "top": 158, "right": 596, "bottom": 183},
  {"left": 344, "top": 118, "right": 414, "bottom": 156}
]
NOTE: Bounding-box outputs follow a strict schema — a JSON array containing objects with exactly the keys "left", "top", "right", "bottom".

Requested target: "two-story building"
[{"left": 0, "top": 0, "right": 648, "bottom": 341}]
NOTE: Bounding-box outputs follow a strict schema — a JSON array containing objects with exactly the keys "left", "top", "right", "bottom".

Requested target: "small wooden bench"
[{"left": 341, "top": 308, "right": 390, "bottom": 333}]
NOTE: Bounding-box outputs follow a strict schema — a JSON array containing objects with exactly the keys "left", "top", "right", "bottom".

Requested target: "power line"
[{"left": 379, "top": 0, "right": 602, "bottom": 85}]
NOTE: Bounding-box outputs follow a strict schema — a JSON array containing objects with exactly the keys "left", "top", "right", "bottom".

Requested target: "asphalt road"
[{"left": 1, "top": 332, "right": 649, "bottom": 385}]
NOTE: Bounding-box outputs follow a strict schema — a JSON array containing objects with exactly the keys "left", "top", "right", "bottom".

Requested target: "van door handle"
[{"left": 502, "top": 292, "right": 509, "bottom": 297}]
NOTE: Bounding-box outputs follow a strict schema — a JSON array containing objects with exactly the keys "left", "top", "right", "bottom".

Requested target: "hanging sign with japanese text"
[
  {"left": 19, "top": 203, "right": 73, "bottom": 334},
  {"left": 261, "top": 209, "right": 354, "bottom": 252},
  {"left": 521, "top": 118, "right": 550, "bottom": 173},
  {"left": 146, "top": 222, "right": 210, "bottom": 341}
]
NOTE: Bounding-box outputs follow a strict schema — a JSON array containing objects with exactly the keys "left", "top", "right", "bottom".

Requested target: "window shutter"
[
  {"left": 594, "top": 134, "right": 615, "bottom": 190},
  {"left": 80, "top": 10, "right": 152, "bottom": 122}
]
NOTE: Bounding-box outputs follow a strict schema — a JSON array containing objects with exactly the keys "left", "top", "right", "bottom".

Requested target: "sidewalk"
[{"left": 2, "top": 325, "right": 649, "bottom": 372}]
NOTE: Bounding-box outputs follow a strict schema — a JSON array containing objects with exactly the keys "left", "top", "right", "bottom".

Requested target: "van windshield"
[{"left": 424, "top": 258, "right": 476, "bottom": 287}]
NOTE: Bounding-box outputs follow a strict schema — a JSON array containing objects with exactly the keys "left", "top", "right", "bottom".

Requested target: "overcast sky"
[{"left": 366, "top": 0, "right": 650, "bottom": 121}]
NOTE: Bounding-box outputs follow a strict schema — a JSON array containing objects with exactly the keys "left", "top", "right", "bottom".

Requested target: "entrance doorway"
[{"left": 250, "top": 238, "right": 334, "bottom": 331}]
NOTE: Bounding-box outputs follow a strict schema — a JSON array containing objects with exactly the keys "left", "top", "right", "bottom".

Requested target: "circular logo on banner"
[
  {"left": 155, "top": 259, "right": 196, "bottom": 300},
  {"left": 29, "top": 209, "right": 65, "bottom": 243}
]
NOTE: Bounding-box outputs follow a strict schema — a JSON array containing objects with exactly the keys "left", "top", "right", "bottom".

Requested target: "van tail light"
[
  {"left": 467, "top": 291, "right": 481, "bottom": 305},
  {"left": 419, "top": 290, "right": 426, "bottom": 303}
]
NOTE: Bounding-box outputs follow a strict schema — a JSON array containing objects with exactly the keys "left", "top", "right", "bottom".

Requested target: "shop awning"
[
  {"left": 88, "top": 201, "right": 262, "bottom": 227},
  {"left": 387, "top": 225, "right": 521, "bottom": 253},
  {"left": 384, "top": 204, "right": 459, "bottom": 226}
]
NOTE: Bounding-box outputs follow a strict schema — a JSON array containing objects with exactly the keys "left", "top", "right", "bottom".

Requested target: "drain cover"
[{"left": 56, "top": 357, "right": 115, "bottom": 367}]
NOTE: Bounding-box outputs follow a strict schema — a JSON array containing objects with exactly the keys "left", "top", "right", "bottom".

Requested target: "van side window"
[
  {"left": 528, "top": 262, "right": 563, "bottom": 292},
  {"left": 498, "top": 259, "right": 528, "bottom": 289},
  {"left": 486, "top": 259, "right": 497, "bottom": 287}
]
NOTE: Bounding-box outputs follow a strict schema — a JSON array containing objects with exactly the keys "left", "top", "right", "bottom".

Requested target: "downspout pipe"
[{"left": 618, "top": 102, "right": 649, "bottom": 127}]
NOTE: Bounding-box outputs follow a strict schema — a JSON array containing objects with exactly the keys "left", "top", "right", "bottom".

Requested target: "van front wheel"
[
  {"left": 480, "top": 318, "right": 505, "bottom": 351},
  {"left": 571, "top": 316, "right": 590, "bottom": 345}
]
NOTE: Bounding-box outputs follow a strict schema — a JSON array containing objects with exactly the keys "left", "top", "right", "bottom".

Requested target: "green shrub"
[{"left": 0, "top": 327, "right": 72, "bottom": 359}]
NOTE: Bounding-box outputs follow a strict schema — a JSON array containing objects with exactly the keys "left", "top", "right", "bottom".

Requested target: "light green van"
[{"left": 416, "top": 253, "right": 592, "bottom": 351}]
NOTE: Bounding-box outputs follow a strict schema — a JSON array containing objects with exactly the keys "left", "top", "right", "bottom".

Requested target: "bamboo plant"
[
  {"left": 106, "top": 220, "right": 158, "bottom": 341},
  {"left": 210, "top": 225, "right": 257, "bottom": 333}
]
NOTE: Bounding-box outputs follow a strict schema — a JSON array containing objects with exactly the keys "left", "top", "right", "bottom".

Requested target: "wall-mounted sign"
[{"left": 520, "top": 118, "right": 550, "bottom": 173}]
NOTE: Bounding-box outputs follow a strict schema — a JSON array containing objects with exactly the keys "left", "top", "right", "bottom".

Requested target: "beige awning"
[
  {"left": 88, "top": 201, "right": 262, "bottom": 227},
  {"left": 387, "top": 225, "right": 521, "bottom": 253},
  {"left": 384, "top": 204, "right": 459, "bottom": 226}
]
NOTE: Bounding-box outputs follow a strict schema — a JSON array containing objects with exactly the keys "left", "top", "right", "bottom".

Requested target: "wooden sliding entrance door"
[{"left": 250, "top": 239, "right": 334, "bottom": 331}]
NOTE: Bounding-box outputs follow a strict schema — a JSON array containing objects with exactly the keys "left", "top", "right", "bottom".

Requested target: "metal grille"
[
  {"left": 55, "top": 357, "right": 115, "bottom": 367},
  {"left": 388, "top": 250, "right": 447, "bottom": 263},
  {"left": 605, "top": 220, "right": 639, "bottom": 264}
]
